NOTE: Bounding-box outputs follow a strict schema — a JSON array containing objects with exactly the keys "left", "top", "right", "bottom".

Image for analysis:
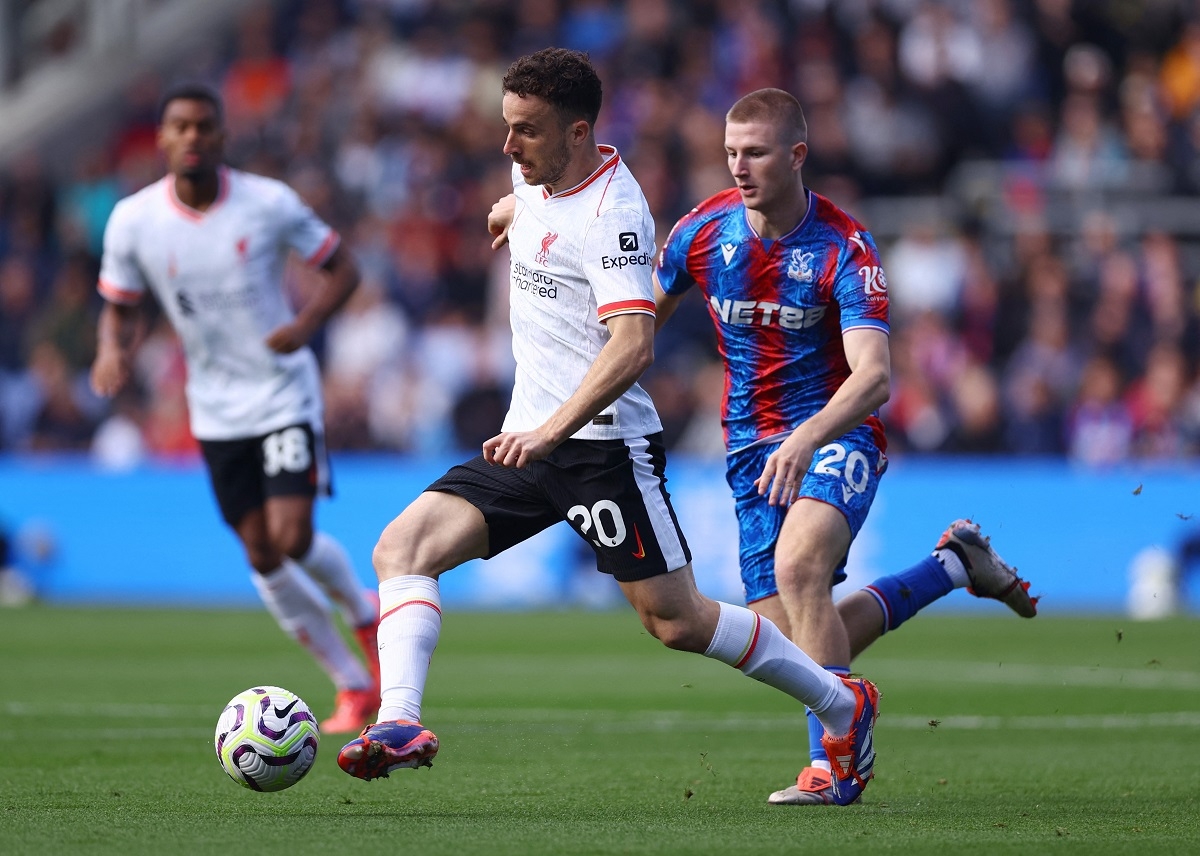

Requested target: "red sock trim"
[
  {"left": 733, "top": 613, "right": 762, "bottom": 670},
  {"left": 380, "top": 599, "right": 442, "bottom": 622}
]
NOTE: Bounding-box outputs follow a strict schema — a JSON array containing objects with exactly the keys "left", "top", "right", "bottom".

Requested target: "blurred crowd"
[{"left": 3, "top": 0, "right": 1200, "bottom": 466}]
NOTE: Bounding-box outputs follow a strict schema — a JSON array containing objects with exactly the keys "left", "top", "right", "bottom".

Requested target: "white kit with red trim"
[
  {"left": 97, "top": 167, "right": 339, "bottom": 440},
  {"left": 503, "top": 146, "right": 663, "bottom": 440}
]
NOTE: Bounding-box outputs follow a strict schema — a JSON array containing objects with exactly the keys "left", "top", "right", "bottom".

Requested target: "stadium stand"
[{"left": 0, "top": 0, "right": 1198, "bottom": 464}]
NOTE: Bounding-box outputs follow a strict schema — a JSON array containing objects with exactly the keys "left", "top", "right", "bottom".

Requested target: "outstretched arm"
[
  {"left": 90, "top": 301, "right": 143, "bottom": 397},
  {"left": 483, "top": 311, "right": 655, "bottom": 468},
  {"left": 266, "top": 243, "right": 361, "bottom": 353},
  {"left": 755, "top": 327, "right": 891, "bottom": 506}
]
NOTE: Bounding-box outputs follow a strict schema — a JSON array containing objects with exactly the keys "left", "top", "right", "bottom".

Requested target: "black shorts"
[
  {"left": 427, "top": 434, "right": 691, "bottom": 582},
  {"left": 198, "top": 423, "right": 332, "bottom": 526}
]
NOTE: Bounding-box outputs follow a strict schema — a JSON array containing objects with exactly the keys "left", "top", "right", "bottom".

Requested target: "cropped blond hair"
[{"left": 726, "top": 89, "right": 807, "bottom": 144}]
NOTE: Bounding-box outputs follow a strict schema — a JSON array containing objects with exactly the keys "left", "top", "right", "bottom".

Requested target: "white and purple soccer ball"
[{"left": 214, "top": 686, "right": 320, "bottom": 792}]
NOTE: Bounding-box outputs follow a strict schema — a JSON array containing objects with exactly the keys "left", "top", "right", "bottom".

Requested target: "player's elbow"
[
  {"left": 327, "top": 246, "right": 361, "bottom": 294},
  {"left": 619, "top": 344, "right": 653, "bottom": 386},
  {"left": 608, "top": 314, "right": 655, "bottom": 379},
  {"left": 339, "top": 260, "right": 362, "bottom": 294},
  {"left": 616, "top": 333, "right": 654, "bottom": 378},
  {"left": 870, "top": 368, "right": 891, "bottom": 409},
  {"left": 632, "top": 341, "right": 654, "bottom": 376}
]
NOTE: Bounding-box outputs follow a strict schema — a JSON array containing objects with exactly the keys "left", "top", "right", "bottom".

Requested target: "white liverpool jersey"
[
  {"left": 504, "top": 146, "right": 662, "bottom": 440},
  {"left": 98, "top": 167, "right": 339, "bottom": 440}
]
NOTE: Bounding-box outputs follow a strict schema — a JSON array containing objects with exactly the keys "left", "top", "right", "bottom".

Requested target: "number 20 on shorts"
[
  {"left": 568, "top": 500, "right": 628, "bottom": 548},
  {"left": 813, "top": 442, "right": 873, "bottom": 503}
]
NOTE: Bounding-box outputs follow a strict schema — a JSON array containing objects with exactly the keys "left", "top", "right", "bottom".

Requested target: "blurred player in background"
[
  {"left": 654, "top": 88, "right": 1038, "bottom": 805},
  {"left": 89, "top": 83, "right": 381, "bottom": 734},
  {"left": 337, "top": 48, "right": 878, "bottom": 807}
]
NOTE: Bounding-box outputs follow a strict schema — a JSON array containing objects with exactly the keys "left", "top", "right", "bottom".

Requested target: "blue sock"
[
  {"left": 807, "top": 665, "right": 849, "bottom": 764},
  {"left": 863, "top": 554, "right": 954, "bottom": 633}
]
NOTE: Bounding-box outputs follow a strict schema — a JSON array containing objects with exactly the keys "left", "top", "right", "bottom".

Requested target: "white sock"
[
  {"left": 252, "top": 561, "right": 373, "bottom": 691},
  {"left": 933, "top": 548, "right": 970, "bottom": 588},
  {"left": 295, "top": 531, "right": 377, "bottom": 626},
  {"left": 377, "top": 575, "right": 442, "bottom": 723},
  {"left": 703, "top": 602, "right": 856, "bottom": 736}
]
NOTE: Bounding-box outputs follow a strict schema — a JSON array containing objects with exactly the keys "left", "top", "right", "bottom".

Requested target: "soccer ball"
[{"left": 214, "top": 686, "right": 320, "bottom": 792}]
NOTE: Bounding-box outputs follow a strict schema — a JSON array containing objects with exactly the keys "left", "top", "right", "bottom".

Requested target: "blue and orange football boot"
[
  {"left": 337, "top": 720, "right": 439, "bottom": 780},
  {"left": 767, "top": 765, "right": 837, "bottom": 805},
  {"left": 820, "top": 676, "right": 880, "bottom": 806}
]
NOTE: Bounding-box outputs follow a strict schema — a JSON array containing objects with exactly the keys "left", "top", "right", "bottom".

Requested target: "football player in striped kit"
[
  {"left": 655, "top": 88, "right": 1037, "bottom": 805},
  {"left": 338, "top": 50, "right": 880, "bottom": 807},
  {"left": 90, "top": 84, "right": 381, "bottom": 734}
]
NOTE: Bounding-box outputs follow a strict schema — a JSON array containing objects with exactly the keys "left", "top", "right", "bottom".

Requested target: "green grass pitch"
[{"left": 1, "top": 606, "right": 1198, "bottom": 855}]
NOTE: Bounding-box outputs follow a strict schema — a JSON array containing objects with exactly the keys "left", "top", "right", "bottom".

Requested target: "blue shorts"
[{"left": 727, "top": 427, "right": 887, "bottom": 604}]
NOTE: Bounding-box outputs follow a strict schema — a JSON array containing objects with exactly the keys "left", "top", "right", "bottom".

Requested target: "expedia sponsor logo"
[
  {"left": 177, "top": 286, "right": 259, "bottom": 315},
  {"left": 198, "top": 286, "right": 259, "bottom": 310},
  {"left": 602, "top": 251, "right": 653, "bottom": 270},
  {"left": 710, "top": 296, "right": 827, "bottom": 329},
  {"left": 618, "top": 232, "right": 639, "bottom": 252},
  {"left": 512, "top": 260, "right": 558, "bottom": 299}
]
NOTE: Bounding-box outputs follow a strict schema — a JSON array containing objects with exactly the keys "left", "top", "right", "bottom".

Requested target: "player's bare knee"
[
  {"left": 372, "top": 517, "right": 439, "bottom": 580},
  {"left": 635, "top": 611, "right": 671, "bottom": 647},
  {"left": 374, "top": 491, "right": 488, "bottom": 581},
  {"left": 638, "top": 611, "right": 706, "bottom": 653},
  {"left": 372, "top": 522, "right": 411, "bottom": 581},
  {"left": 662, "top": 620, "right": 709, "bottom": 652},
  {"left": 775, "top": 556, "right": 833, "bottom": 595},
  {"left": 656, "top": 622, "right": 697, "bottom": 651},
  {"left": 245, "top": 545, "right": 282, "bottom": 574},
  {"left": 273, "top": 521, "right": 313, "bottom": 560}
]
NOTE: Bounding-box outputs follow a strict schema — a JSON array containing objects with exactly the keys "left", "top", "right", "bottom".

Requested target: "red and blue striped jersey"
[{"left": 656, "top": 188, "right": 889, "bottom": 454}]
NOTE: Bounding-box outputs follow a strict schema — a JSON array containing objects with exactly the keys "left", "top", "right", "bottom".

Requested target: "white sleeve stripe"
[{"left": 842, "top": 320, "right": 889, "bottom": 334}]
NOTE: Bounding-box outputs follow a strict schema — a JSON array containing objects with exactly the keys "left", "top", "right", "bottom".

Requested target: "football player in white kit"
[
  {"left": 89, "top": 84, "right": 381, "bottom": 734},
  {"left": 336, "top": 48, "right": 880, "bottom": 807}
]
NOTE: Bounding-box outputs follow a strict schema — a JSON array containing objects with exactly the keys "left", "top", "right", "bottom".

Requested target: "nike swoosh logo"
[
  {"left": 631, "top": 525, "right": 646, "bottom": 559},
  {"left": 272, "top": 700, "right": 299, "bottom": 718}
]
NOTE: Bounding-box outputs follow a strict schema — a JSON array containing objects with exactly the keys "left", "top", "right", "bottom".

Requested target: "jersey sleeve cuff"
[
  {"left": 842, "top": 319, "right": 890, "bottom": 335},
  {"left": 98, "top": 279, "right": 143, "bottom": 306},
  {"left": 305, "top": 231, "right": 340, "bottom": 267},
  {"left": 597, "top": 298, "right": 656, "bottom": 323},
  {"left": 657, "top": 275, "right": 688, "bottom": 296}
]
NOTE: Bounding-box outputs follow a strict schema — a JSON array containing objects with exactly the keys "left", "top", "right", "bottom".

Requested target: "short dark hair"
[
  {"left": 157, "top": 82, "right": 224, "bottom": 125},
  {"left": 727, "top": 89, "right": 807, "bottom": 144},
  {"left": 502, "top": 48, "right": 602, "bottom": 127}
]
